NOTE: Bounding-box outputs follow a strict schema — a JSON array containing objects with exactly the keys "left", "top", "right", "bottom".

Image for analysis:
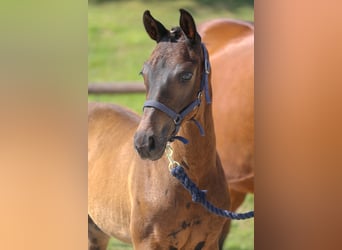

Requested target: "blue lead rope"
[{"left": 171, "top": 165, "right": 254, "bottom": 220}]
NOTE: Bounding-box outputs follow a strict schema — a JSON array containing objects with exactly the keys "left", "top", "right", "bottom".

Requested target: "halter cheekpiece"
[{"left": 143, "top": 43, "right": 211, "bottom": 144}]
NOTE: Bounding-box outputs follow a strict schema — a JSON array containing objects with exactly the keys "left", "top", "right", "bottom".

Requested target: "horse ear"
[
  {"left": 143, "top": 10, "right": 168, "bottom": 42},
  {"left": 179, "top": 9, "right": 200, "bottom": 43}
]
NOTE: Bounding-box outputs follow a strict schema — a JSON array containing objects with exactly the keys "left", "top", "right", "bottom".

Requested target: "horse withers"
[{"left": 88, "top": 9, "right": 230, "bottom": 250}]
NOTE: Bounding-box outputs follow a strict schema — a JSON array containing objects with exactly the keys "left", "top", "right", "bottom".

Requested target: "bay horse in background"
[
  {"left": 198, "top": 18, "right": 254, "bottom": 241},
  {"left": 88, "top": 9, "right": 231, "bottom": 250}
]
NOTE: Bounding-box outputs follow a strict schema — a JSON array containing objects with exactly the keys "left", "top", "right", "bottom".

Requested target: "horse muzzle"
[{"left": 134, "top": 102, "right": 176, "bottom": 161}]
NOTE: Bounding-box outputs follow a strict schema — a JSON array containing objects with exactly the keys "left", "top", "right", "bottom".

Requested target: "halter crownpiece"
[
  {"left": 201, "top": 43, "right": 211, "bottom": 104},
  {"left": 143, "top": 43, "right": 211, "bottom": 144}
]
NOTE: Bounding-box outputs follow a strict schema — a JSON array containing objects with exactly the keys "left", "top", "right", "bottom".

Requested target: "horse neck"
[{"left": 173, "top": 87, "right": 218, "bottom": 180}]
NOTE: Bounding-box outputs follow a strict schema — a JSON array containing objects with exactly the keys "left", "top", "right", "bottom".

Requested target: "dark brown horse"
[{"left": 88, "top": 9, "right": 231, "bottom": 250}]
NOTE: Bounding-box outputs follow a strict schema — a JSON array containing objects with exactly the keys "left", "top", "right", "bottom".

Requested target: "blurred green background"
[{"left": 88, "top": 1, "right": 254, "bottom": 249}]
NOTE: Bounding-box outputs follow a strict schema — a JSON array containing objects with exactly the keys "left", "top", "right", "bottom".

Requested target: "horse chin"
[{"left": 148, "top": 151, "right": 165, "bottom": 161}]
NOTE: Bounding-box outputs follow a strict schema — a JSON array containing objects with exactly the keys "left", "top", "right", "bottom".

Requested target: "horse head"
[{"left": 134, "top": 9, "right": 208, "bottom": 161}]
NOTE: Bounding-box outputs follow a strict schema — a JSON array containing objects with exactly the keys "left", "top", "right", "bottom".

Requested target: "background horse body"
[
  {"left": 88, "top": 10, "right": 230, "bottom": 250},
  {"left": 198, "top": 19, "right": 254, "bottom": 210}
]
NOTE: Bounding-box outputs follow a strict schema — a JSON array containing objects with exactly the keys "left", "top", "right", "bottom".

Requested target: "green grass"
[
  {"left": 88, "top": 0, "right": 253, "bottom": 82},
  {"left": 89, "top": 1, "right": 254, "bottom": 249}
]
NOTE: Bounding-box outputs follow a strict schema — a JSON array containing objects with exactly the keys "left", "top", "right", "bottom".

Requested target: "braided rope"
[{"left": 171, "top": 165, "right": 254, "bottom": 220}]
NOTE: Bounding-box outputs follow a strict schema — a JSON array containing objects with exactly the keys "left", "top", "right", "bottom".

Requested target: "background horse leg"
[{"left": 88, "top": 215, "right": 110, "bottom": 250}]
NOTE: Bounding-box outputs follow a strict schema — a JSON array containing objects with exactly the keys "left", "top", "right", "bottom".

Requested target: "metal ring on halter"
[
  {"left": 197, "top": 91, "right": 202, "bottom": 102},
  {"left": 174, "top": 115, "right": 182, "bottom": 125}
]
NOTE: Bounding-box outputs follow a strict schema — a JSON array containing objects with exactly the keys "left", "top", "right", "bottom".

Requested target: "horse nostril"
[{"left": 148, "top": 135, "right": 156, "bottom": 151}]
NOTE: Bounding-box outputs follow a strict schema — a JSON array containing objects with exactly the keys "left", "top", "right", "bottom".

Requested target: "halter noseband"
[{"left": 143, "top": 44, "right": 211, "bottom": 144}]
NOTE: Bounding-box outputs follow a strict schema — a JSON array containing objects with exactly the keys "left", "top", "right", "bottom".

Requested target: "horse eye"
[{"left": 181, "top": 72, "right": 193, "bottom": 81}]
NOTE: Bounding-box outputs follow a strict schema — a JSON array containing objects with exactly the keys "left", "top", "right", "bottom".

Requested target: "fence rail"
[{"left": 88, "top": 82, "right": 145, "bottom": 94}]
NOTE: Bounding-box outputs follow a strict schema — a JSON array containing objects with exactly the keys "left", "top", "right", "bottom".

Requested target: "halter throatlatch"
[{"left": 143, "top": 44, "right": 211, "bottom": 144}]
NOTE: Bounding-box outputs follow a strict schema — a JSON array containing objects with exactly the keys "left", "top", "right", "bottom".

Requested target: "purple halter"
[{"left": 143, "top": 43, "right": 211, "bottom": 144}]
